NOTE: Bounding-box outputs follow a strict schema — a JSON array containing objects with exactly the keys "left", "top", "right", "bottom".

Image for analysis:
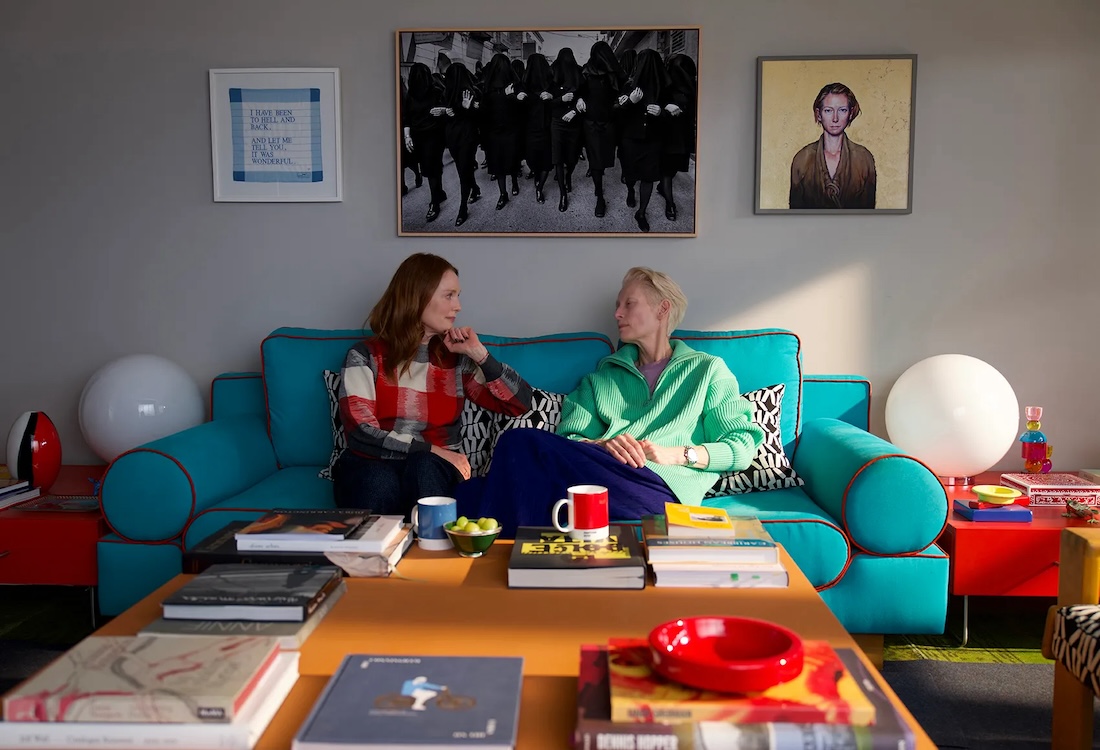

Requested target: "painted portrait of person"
[{"left": 789, "top": 82, "right": 876, "bottom": 209}]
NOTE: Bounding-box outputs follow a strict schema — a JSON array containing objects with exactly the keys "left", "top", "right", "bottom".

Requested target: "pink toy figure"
[{"left": 1019, "top": 406, "right": 1053, "bottom": 474}]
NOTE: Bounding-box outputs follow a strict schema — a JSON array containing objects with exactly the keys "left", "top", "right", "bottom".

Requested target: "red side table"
[
  {"left": 938, "top": 471, "right": 1092, "bottom": 645},
  {"left": 0, "top": 465, "right": 108, "bottom": 625}
]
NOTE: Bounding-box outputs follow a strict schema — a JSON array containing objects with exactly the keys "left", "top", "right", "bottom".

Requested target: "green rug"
[{"left": 885, "top": 595, "right": 1054, "bottom": 664}]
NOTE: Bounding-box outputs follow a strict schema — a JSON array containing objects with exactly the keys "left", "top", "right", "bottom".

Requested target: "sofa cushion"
[
  {"left": 704, "top": 383, "right": 803, "bottom": 497},
  {"left": 672, "top": 329, "right": 801, "bottom": 457},
  {"left": 1050, "top": 605, "right": 1100, "bottom": 697},
  {"left": 319, "top": 369, "right": 347, "bottom": 481}
]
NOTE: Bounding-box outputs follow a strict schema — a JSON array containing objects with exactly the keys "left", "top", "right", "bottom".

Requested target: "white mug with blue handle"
[{"left": 411, "top": 496, "right": 458, "bottom": 550}]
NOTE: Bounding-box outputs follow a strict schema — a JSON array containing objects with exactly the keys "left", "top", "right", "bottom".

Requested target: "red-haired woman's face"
[
  {"left": 420, "top": 270, "right": 461, "bottom": 340},
  {"left": 816, "top": 93, "right": 852, "bottom": 136}
]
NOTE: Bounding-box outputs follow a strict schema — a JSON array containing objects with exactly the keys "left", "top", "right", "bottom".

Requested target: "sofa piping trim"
[
  {"left": 761, "top": 517, "right": 850, "bottom": 591},
  {"left": 100, "top": 448, "right": 197, "bottom": 544},
  {"left": 672, "top": 331, "right": 804, "bottom": 458},
  {"left": 210, "top": 372, "right": 262, "bottom": 421},
  {"left": 802, "top": 376, "right": 872, "bottom": 429},
  {"left": 98, "top": 536, "right": 184, "bottom": 551},
  {"left": 842, "top": 453, "right": 949, "bottom": 557}
]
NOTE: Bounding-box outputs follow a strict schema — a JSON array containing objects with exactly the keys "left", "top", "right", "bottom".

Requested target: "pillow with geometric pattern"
[
  {"left": 703, "top": 382, "right": 804, "bottom": 497},
  {"left": 489, "top": 388, "right": 566, "bottom": 466},
  {"left": 319, "top": 369, "right": 347, "bottom": 481}
]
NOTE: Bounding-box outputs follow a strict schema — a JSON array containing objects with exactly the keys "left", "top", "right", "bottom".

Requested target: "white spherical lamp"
[
  {"left": 78, "top": 354, "right": 205, "bottom": 463},
  {"left": 885, "top": 354, "right": 1019, "bottom": 482}
]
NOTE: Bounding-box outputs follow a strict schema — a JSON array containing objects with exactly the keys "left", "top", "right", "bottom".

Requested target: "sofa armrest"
[
  {"left": 802, "top": 375, "right": 870, "bottom": 430},
  {"left": 793, "top": 418, "right": 947, "bottom": 554},
  {"left": 100, "top": 415, "right": 278, "bottom": 543},
  {"left": 211, "top": 371, "right": 265, "bottom": 420}
]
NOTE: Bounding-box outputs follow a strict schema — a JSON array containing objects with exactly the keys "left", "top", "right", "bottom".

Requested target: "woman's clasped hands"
[{"left": 595, "top": 434, "right": 681, "bottom": 467}]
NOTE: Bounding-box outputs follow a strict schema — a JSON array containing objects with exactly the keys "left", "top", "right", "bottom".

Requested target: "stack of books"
[
  {"left": 161, "top": 563, "right": 345, "bottom": 622},
  {"left": 506, "top": 525, "right": 647, "bottom": 589},
  {"left": 0, "top": 633, "right": 299, "bottom": 749},
  {"left": 0, "top": 477, "right": 41, "bottom": 511},
  {"left": 642, "top": 504, "right": 788, "bottom": 588},
  {"left": 234, "top": 509, "right": 405, "bottom": 554},
  {"left": 574, "top": 640, "right": 915, "bottom": 749},
  {"left": 293, "top": 653, "right": 524, "bottom": 749}
]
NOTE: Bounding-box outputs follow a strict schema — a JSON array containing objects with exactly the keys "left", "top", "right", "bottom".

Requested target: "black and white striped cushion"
[
  {"left": 1051, "top": 605, "right": 1100, "bottom": 695},
  {"left": 319, "top": 369, "right": 346, "bottom": 481},
  {"left": 703, "top": 383, "right": 804, "bottom": 497},
  {"left": 490, "top": 389, "right": 566, "bottom": 462}
]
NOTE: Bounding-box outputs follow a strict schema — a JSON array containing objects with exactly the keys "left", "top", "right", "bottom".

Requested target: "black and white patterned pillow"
[
  {"left": 318, "top": 369, "right": 504, "bottom": 481},
  {"left": 320, "top": 369, "right": 346, "bottom": 481},
  {"left": 492, "top": 389, "right": 566, "bottom": 456},
  {"left": 704, "top": 383, "right": 804, "bottom": 497}
]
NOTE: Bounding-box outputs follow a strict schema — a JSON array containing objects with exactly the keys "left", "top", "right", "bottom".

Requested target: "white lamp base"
[{"left": 939, "top": 476, "right": 975, "bottom": 486}]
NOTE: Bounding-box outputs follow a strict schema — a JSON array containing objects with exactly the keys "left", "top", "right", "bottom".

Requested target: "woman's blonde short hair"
[{"left": 622, "top": 267, "right": 688, "bottom": 332}]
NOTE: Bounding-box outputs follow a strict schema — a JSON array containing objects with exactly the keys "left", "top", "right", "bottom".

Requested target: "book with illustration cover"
[
  {"left": 236, "top": 514, "right": 404, "bottom": 553},
  {"left": 607, "top": 637, "right": 876, "bottom": 726},
  {"left": 3, "top": 635, "right": 281, "bottom": 723},
  {"left": 162, "top": 564, "right": 343, "bottom": 621},
  {"left": 0, "top": 651, "right": 299, "bottom": 748},
  {"left": 234, "top": 509, "right": 369, "bottom": 542},
  {"left": 664, "top": 502, "right": 739, "bottom": 536},
  {"left": 292, "top": 653, "right": 523, "bottom": 750},
  {"left": 507, "top": 525, "right": 646, "bottom": 589},
  {"left": 576, "top": 645, "right": 913, "bottom": 749},
  {"left": 642, "top": 515, "right": 779, "bottom": 564},
  {"left": 1000, "top": 472, "right": 1100, "bottom": 506}
]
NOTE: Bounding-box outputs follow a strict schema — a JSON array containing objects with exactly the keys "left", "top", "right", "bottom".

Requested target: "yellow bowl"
[{"left": 971, "top": 485, "right": 1022, "bottom": 505}]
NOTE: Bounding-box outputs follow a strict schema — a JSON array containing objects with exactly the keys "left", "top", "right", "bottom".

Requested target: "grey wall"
[{"left": 3, "top": 0, "right": 1098, "bottom": 468}]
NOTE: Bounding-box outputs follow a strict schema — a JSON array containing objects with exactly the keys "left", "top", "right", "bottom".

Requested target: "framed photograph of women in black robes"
[
  {"left": 754, "top": 55, "right": 916, "bottom": 214},
  {"left": 396, "top": 28, "right": 700, "bottom": 237}
]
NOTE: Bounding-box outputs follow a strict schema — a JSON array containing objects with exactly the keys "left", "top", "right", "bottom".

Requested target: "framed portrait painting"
[
  {"left": 754, "top": 55, "right": 916, "bottom": 214},
  {"left": 209, "top": 68, "right": 343, "bottom": 202},
  {"left": 396, "top": 28, "right": 700, "bottom": 237}
]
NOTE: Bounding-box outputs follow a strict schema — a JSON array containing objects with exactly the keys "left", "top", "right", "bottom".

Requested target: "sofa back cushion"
[
  {"left": 671, "top": 328, "right": 802, "bottom": 457},
  {"left": 262, "top": 327, "right": 614, "bottom": 468}
]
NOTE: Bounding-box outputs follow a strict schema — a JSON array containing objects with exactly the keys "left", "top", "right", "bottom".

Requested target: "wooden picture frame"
[
  {"left": 754, "top": 55, "right": 916, "bottom": 214},
  {"left": 396, "top": 28, "right": 700, "bottom": 237},
  {"left": 209, "top": 68, "right": 343, "bottom": 202}
]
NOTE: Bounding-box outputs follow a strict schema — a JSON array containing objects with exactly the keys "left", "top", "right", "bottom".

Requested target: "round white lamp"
[
  {"left": 885, "top": 354, "right": 1019, "bottom": 484},
  {"left": 78, "top": 354, "right": 205, "bottom": 463}
]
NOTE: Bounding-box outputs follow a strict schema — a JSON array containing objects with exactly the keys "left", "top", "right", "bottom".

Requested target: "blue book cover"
[
  {"left": 293, "top": 654, "right": 523, "bottom": 749},
  {"left": 952, "top": 499, "right": 1033, "bottom": 522}
]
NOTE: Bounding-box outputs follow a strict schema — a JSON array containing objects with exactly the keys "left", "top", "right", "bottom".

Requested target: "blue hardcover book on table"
[
  {"left": 293, "top": 654, "right": 523, "bottom": 750},
  {"left": 952, "top": 499, "right": 1033, "bottom": 522}
]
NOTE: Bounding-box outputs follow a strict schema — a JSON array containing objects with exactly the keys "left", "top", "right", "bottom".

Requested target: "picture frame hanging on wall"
[
  {"left": 209, "top": 68, "right": 343, "bottom": 202},
  {"left": 754, "top": 54, "right": 916, "bottom": 214},
  {"left": 396, "top": 28, "right": 700, "bottom": 237}
]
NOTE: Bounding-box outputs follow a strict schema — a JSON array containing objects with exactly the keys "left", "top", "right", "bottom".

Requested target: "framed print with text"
[
  {"left": 755, "top": 55, "right": 916, "bottom": 214},
  {"left": 210, "top": 68, "right": 343, "bottom": 202}
]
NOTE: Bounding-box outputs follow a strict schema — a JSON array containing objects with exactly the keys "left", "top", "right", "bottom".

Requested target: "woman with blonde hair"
[
  {"left": 456, "top": 267, "right": 764, "bottom": 535},
  {"left": 334, "top": 253, "right": 533, "bottom": 517}
]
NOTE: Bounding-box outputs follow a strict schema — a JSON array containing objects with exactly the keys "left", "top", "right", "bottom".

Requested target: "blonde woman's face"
[{"left": 614, "top": 282, "right": 664, "bottom": 344}]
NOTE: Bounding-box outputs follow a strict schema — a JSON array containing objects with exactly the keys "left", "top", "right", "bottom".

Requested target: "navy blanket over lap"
[{"left": 454, "top": 428, "right": 676, "bottom": 537}]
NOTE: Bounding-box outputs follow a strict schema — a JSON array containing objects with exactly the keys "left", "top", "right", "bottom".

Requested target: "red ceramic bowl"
[{"left": 648, "top": 616, "right": 804, "bottom": 693}]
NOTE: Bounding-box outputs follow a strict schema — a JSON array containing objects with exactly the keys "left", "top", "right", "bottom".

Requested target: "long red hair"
[{"left": 367, "top": 253, "right": 458, "bottom": 381}]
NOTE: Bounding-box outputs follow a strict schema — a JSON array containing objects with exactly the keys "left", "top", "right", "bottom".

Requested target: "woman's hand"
[
  {"left": 540, "top": 91, "right": 553, "bottom": 101},
  {"left": 443, "top": 326, "right": 488, "bottom": 363},
  {"left": 664, "top": 103, "right": 683, "bottom": 116},
  {"left": 562, "top": 110, "right": 577, "bottom": 123},
  {"left": 444, "top": 107, "right": 455, "bottom": 117},
  {"left": 429, "top": 106, "right": 446, "bottom": 117},
  {"left": 562, "top": 91, "right": 575, "bottom": 103},
  {"left": 617, "top": 94, "right": 630, "bottom": 106},
  {"left": 629, "top": 87, "right": 643, "bottom": 104},
  {"left": 646, "top": 103, "right": 661, "bottom": 117},
  {"left": 575, "top": 97, "right": 587, "bottom": 113},
  {"left": 431, "top": 445, "right": 471, "bottom": 481},
  {"left": 517, "top": 91, "right": 528, "bottom": 101},
  {"left": 597, "top": 434, "right": 648, "bottom": 468},
  {"left": 505, "top": 83, "right": 515, "bottom": 96},
  {"left": 638, "top": 440, "right": 681, "bottom": 465},
  {"left": 461, "top": 90, "right": 473, "bottom": 109}
]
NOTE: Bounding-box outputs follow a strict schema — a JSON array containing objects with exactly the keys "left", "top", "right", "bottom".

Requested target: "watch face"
[{"left": 685, "top": 447, "right": 698, "bottom": 465}]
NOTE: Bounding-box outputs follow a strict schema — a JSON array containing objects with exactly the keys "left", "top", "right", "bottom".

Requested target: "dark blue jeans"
[
  {"left": 454, "top": 428, "right": 677, "bottom": 538},
  {"left": 332, "top": 450, "right": 461, "bottom": 520}
]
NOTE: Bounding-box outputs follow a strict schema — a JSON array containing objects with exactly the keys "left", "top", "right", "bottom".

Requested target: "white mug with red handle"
[{"left": 552, "top": 484, "right": 610, "bottom": 542}]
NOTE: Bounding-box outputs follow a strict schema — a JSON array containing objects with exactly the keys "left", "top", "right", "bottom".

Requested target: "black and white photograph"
[{"left": 396, "top": 28, "right": 700, "bottom": 237}]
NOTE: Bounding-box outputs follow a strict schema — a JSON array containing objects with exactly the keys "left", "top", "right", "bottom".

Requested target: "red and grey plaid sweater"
[{"left": 339, "top": 338, "right": 533, "bottom": 459}]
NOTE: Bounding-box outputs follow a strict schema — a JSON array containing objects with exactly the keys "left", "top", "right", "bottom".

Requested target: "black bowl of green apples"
[{"left": 443, "top": 516, "right": 501, "bottom": 558}]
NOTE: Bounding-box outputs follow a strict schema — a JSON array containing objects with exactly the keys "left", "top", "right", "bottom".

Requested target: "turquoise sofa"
[{"left": 97, "top": 326, "right": 949, "bottom": 636}]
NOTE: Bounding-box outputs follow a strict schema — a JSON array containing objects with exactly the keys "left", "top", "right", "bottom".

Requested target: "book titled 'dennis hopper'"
[
  {"left": 3, "top": 635, "right": 280, "bottom": 723},
  {"left": 1000, "top": 472, "right": 1100, "bottom": 506}
]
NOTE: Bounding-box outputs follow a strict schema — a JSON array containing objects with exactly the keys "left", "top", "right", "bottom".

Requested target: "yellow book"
[{"left": 664, "top": 502, "right": 737, "bottom": 537}]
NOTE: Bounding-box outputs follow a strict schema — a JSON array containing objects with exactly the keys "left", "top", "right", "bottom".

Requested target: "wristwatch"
[{"left": 684, "top": 446, "right": 698, "bottom": 466}]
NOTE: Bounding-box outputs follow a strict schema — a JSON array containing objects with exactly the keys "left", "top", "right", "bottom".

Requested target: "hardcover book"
[
  {"left": 575, "top": 646, "right": 912, "bottom": 749},
  {"left": 140, "top": 581, "right": 346, "bottom": 649},
  {"left": 1000, "top": 472, "right": 1100, "bottom": 506},
  {"left": 650, "top": 559, "right": 789, "bottom": 588},
  {"left": 507, "top": 526, "right": 647, "bottom": 589},
  {"left": 664, "top": 502, "right": 738, "bottom": 537},
  {"left": 606, "top": 637, "right": 876, "bottom": 726},
  {"left": 0, "top": 651, "right": 299, "bottom": 749},
  {"left": 236, "top": 514, "right": 404, "bottom": 554},
  {"left": 641, "top": 515, "right": 779, "bottom": 565},
  {"left": 162, "top": 564, "right": 343, "bottom": 622},
  {"left": 0, "top": 486, "right": 41, "bottom": 511},
  {"left": 292, "top": 653, "right": 523, "bottom": 750},
  {"left": 235, "top": 509, "right": 369, "bottom": 541},
  {"left": 952, "top": 499, "right": 1033, "bottom": 523},
  {"left": 3, "top": 635, "right": 281, "bottom": 723},
  {"left": 0, "top": 477, "right": 30, "bottom": 494}
]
